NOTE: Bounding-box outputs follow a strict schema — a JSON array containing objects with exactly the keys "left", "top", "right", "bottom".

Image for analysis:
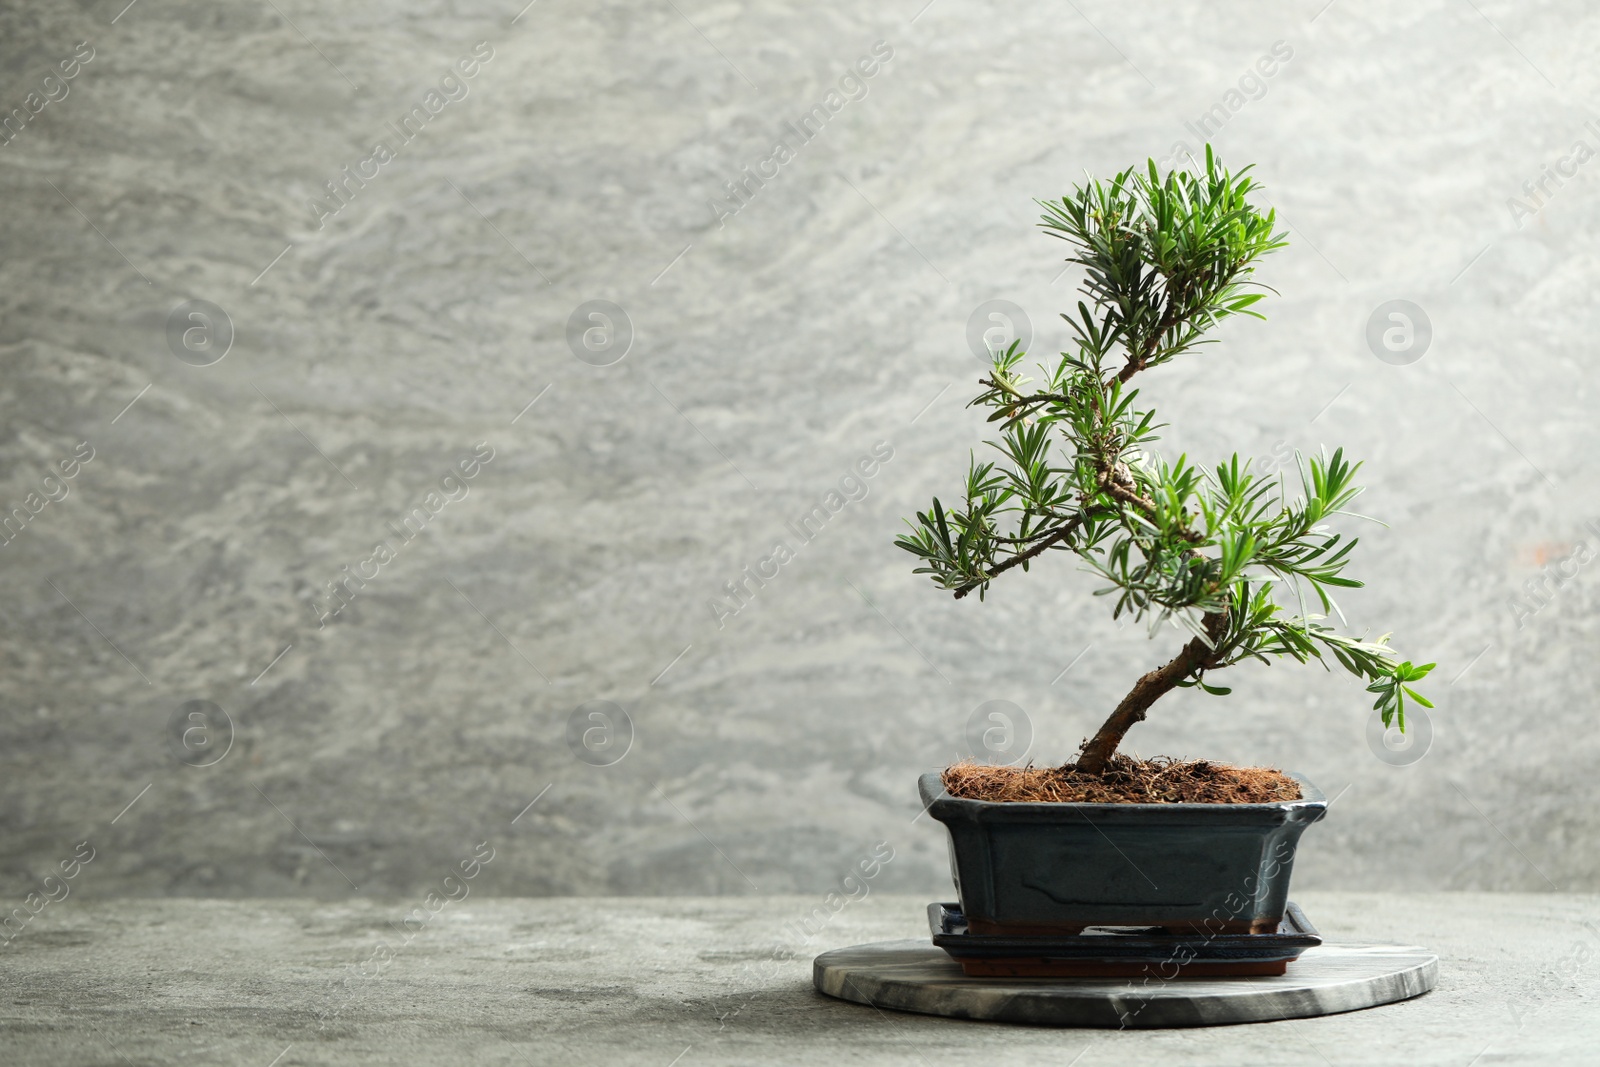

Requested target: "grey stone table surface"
[{"left": 2, "top": 892, "right": 1597, "bottom": 1066}]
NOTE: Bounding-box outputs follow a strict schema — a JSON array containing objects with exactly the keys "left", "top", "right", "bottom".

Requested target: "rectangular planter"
[{"left": 919, "top": 770, "right": 1327, "bottom": 934}]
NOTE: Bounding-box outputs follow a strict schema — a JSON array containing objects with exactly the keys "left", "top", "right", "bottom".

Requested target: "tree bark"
[
  {"left": 953, "top": 515, "right": 1083, "bottom": 600},
  {"left": 1073, "top": 610, "right": 1229, "bottom": 775}
]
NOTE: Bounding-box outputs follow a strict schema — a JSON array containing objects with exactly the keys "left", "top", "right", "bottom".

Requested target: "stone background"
[{"left": 0, "top": 0, "right": 1596, "bottom": 901}]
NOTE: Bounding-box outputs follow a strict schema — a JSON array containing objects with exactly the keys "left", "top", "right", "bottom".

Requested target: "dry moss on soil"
[{"left": 943, "top": 756, "right": 1302, "bottom": 804}]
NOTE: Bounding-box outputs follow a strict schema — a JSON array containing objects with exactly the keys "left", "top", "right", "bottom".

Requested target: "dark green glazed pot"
[{"left": 919, "top": 770, "right": 1327, "bottom": 934}]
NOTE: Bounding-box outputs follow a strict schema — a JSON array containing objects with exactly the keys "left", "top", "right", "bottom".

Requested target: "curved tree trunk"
[{"left": 1073, "top": 610, "right": 1229, "bottom": 775}]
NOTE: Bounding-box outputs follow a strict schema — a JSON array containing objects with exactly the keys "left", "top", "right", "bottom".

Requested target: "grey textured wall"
[{"left": 1, "top": 0, "right": 1596, "bottom": 903}]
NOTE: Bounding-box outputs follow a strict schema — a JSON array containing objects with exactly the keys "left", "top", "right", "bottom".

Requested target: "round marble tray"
[{"left": 814, "top": 940, "right": 1437, "bottom": 1028}]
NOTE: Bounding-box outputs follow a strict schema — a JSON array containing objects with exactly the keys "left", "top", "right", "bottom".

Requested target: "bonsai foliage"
[{"left": 898, "top": 149, "right": 1433, "bottom": 775}]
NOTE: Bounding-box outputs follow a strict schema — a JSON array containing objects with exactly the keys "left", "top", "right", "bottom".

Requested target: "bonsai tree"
[{"left": 898, "top": 149, "right": 1433, "bottom": 776}]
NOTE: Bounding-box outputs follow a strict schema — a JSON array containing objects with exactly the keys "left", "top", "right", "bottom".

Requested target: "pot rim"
[{"left": 918, "top": 768, "right": 1327, "bottom": 815}]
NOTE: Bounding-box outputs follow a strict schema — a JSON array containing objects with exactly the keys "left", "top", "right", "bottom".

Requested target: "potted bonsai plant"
[{"left": 897, "top": 149, "right": 1434, "bottom": 938}]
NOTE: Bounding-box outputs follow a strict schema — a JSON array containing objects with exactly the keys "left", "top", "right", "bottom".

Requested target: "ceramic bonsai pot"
[{"left": 919, "top": 771, "right": 1327, "bottom": 935}]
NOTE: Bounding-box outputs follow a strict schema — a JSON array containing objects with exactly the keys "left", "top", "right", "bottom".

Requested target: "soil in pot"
[{"left": 942, "top": 756, "right": 1302, "bottom": 805}]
